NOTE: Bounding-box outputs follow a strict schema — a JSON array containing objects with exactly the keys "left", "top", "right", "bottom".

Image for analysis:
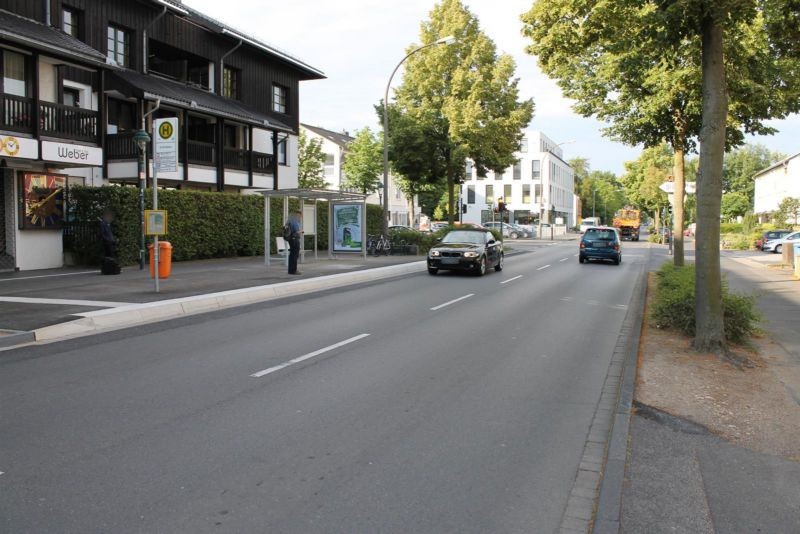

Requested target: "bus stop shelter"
[{"left": 256, "top": 189, "right": 369, "bottom": 266}]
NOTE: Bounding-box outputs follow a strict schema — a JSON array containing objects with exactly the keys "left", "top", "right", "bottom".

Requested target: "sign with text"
[
  {"left": 659, "top": 181, "right": 696, "bottom": 194},
  {"left": 41, "top": 141, "right": 102, "bottom": 166},
  {"left": 154, "top": 117, "right": 179, "bottom": 179},
  {"left": 332, "top": 204, "right": 363, "bottom": 252},
  {"left": 144, "top": 210, "right": 168, "bottom": 235}
]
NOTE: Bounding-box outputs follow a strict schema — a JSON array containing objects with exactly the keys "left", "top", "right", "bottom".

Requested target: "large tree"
[
  {"left": 522, "top": 0, "right": 800, "bottom": 353},
  {"left": 341, "top": 128, "right": 383, "bottom": 195},
  {"left": 389, "top": 0, "right": 533, "bottom": 225},
  {"left": 620, "top": 144, "right": 672, "bottom": 230},
  {"left": 297, "top": 130, "right": 328, "bottom": 189}
]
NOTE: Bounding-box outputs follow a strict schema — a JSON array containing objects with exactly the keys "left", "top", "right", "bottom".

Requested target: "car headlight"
[
  {"left": 463, "top": 251, "right": 479, "bottom": 258},
  {"left": 430, "top": 250, "right": 441, "bottom": 257}
]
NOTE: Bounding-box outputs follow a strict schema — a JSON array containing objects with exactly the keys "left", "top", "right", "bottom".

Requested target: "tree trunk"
[
  {"left": 446, "top": 168, "right": 455, "bottom": 226},
  {"left": 654, "top": 210, "right": 660, "bottom": 240},
  {"left": 672, "top": 143, "right": 686, "bottom": 266},
  {"left": 694, "top": 14, "right": 727, "bottom": 353},
  {"left": 408, "top": 195, "right": 415, "bottom": 227}
]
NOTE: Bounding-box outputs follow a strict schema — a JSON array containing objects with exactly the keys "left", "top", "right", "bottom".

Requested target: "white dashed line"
[
  {"left": 537, "top": 265, "right": 551, "bottom": 271},
  {"left": 251, "top": 334, "right": 370, "bottom": 378},
  {"left": 500, "top": 275, "right": 523, "bottom": 285},
  {"left": 559, "top": 258, "right": 568, "bottom": 262},
  {"left": 430, "top": 294, "right": 475, "bottom": 311}
]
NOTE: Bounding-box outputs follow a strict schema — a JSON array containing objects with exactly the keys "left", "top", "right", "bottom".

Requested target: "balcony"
[
  {"left": 0, "top": 95, "right": 98, "bottom": 143},
  {"left": 188, "top": 140, "right": 216, "bottom": 166}
]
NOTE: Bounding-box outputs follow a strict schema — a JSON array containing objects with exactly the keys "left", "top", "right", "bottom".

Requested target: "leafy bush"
[
  {"left": 719, "top": 222, "right": 744, "bottom": 233},
  {"left": 651, "top": 262, "right": 760, "bottom": 344},
  {"left": 66, "top": 187, "right": 386, "bottom": 265},
  {"left": 720, "top": 233, "right": 752, "bottom": 250}
]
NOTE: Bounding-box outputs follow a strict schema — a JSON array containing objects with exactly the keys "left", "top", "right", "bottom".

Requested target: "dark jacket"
[{"left": 100, "top": 219, "right": 116, "bottom": 244}]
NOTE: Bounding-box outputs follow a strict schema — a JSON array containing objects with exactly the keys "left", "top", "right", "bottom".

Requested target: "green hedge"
[
  {"left": 66, "top": 186, "right": 385, "bottom": 265},
  {"left": 650, "top": 262, "right": 760, "bottom": 344}
]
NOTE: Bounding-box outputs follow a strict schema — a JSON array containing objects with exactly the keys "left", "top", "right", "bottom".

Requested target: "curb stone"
[
  {"left": 29, "top": 261, "right": 427, "bottom": 344},
  {"left": 557, "top": 245, "right": 649, "bottom": 534}
]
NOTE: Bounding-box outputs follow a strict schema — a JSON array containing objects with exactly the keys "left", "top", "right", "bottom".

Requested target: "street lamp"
[
  {"left": 382, "top": 35, "right": 456, "bottom": 236},
  {"left": 134, "top": 128, "right": 151, "bottom": 270},
  {"left": 376, "top": 181, "right": 384, "bottom": 210}
]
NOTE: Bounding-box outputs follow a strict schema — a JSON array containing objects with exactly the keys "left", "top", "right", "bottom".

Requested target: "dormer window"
[{"left": 63, "top": 7, "right": 81, "bottom": 39}]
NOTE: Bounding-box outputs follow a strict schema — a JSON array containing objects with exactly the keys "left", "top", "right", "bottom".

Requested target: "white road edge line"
[
  {"left": 0, "top": 271, "right": 97, "bottom": 282},
  {"left": 430, "top": 293, "right": 474, "bottom": 311},
  {"left": 537, "top": 265, "right": 551, "bottom": 271},
  {"left": 500, "top": 275, "right": 523, "bottom": 285},
  {"left": 251, "top": 334, "right": 370, "bottom": 378},
  {"left": 0, "top": 297, "right": 129, "bottom": 308}
]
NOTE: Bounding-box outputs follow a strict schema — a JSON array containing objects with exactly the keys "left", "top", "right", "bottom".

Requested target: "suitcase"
[{"left": 101, "top": 257, "right": 121, "bottom": 275}]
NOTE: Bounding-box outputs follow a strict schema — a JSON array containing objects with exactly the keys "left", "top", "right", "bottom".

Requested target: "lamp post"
[
  {"left": 134, "top": 128, "right": 151, "bottom": 270},
  {"left": 382, "top": 35, "right": 456, "bottom": 237},
  {"left": 376, "top": 181, "right": 384, "bottom": 213}
]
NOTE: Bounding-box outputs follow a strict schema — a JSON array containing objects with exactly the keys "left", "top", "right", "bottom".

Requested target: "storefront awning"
[{"left": 107, "top": 69, "right": 294, "bottom": 132}]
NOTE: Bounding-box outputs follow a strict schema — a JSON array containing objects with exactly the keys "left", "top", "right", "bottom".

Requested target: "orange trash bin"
[{"left": 148, "top": 241, "right": 173, "bottom": 279}]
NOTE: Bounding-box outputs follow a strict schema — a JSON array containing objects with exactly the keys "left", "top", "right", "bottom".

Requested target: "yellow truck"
[{"left": 612, "top": 209, "right": 641, "bottom": 241}]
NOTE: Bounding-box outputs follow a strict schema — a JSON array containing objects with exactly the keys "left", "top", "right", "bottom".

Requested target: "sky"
[{"left": 185, "top": 0, "right": 799, "bottom": 176}]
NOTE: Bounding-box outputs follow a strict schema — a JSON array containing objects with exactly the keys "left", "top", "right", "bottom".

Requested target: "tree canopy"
[
  {"left": 723, "top": 144, "right": 785, "bottom": 202},
  {"left": 297, "top": 130, "right": 328, "bottom": 190},
  {"left": 341, "top": 128, "right": 383, "bottom": 195},
  {"left": 388, "top": 0, "right": 533, "bottom": 224}
]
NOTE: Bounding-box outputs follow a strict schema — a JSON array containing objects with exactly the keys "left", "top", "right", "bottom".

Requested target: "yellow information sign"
[{"left": 144, "top": 209, "right": 168, "bottom": 235}]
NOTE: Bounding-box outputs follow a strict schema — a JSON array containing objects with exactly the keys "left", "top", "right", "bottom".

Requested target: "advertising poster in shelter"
[
  {"left": 333, "top": 204, "right": 363, "bottom": 252},
  {"left": 18, "top": 173, "right": 67, "bottom": 230}
]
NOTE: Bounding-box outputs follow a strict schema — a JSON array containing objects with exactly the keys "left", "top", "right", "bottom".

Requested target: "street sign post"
[{"left": 152, "top": 118, "right": 178, "bottom": 293}]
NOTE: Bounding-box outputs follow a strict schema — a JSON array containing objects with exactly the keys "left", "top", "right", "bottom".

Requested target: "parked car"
[
  {"left": 389, "top": 225, "right": 420, "bottom": 233},
  {"left": 763, "top": 230, "right": 800, "bottom": 254},
  {"left": 427, "top": 229, "right": 503, "bottom": 276},
  {"left": 509, "top": 224, "right": 532, "bottom": 238},
  {"left": 428, "top": 222, "right": 449, "bottom": 233},
  {"left": 756, "top": 230, "right": 792, "bottom": 250},
  {"left": 579, "top": 226, "right": 622, "bottom": 265},
  {"left": 482, "top": 221, "right": 525, "bottom": 239}
]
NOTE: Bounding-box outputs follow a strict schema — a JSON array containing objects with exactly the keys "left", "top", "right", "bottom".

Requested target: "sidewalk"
[
  {"left": 620, "top": 250, "right": 800, "bottom": 533},
  {"left": 0, "top": 254, "right": 421, "bottom": 335}
]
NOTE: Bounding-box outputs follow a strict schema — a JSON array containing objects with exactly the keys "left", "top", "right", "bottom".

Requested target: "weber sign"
[{"left": 154, "top": 117, "right": 179, "bottom": 179}]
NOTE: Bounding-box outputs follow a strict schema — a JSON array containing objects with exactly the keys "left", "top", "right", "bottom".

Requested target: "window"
[
  {"left": 532, "top": 160, "right": 540, "bottom": 180},
  {"left": 324, "top": 153, "right": 335, "bottom": 179},
  {"left": 494, "top": 170, "right": 501, "bottom": 181},
  {"left": 534, "top": 183, "right": 542, "bottom": 203},
  {"left": 486, "top": 184, "right": 494, "bottom": 204},
  {"left": 222, "top": 67, "right": 239, "bottom": 99},
  {"left": 277, "top": 135, "right": 288, "bottom": 165},
  {"left": 465, "top": 160, "right": 473, "bottom": 178},
  {"left": 188, "top": 64, "right": 210, "bottom": 90},
  {"left": 504, "top": 184, "right": 512, "bottom": 204},
  {"left": 107, "top": 98, "right": 136, "bottom": 134},
  {"left": 107, "top": 25, "right": 131, "bottom": 67},
  {"left": 522, "top": 184, "right": 531, "bottom": 204},
  {"left": 513, "top": 160, "right": 522, "bottom": 180},
  {"left": 63, "top": 7, "right": 81, "bottom": 39},
  {"left": 273, "top": 84, "right": 288, "bottom": 113},
  {"left": 224, "top": 124, "right": 241, "bottom": 148},
  {"left": 520, "top": 138, "right": 528, "bottom": 153},
  {"left": 467, "top": 185, "right": 475, "bottom": 204},
  {"left": 63, "top": 87, "right": 80, "bottom": 107},
  {"left": 3, "top": 51, "right": 27, "bottom": 97}
]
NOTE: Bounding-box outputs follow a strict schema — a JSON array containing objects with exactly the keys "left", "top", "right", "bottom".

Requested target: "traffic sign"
[
  {"left": 660, "top": 181, "right": 696, "bottom": 194},
  {"left": 154, "top": 117, "right": 179, "bottom": 179}
]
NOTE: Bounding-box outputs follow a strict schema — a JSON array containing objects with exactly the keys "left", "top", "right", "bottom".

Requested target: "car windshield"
[
  {"left": 441, "top": 231, "right": 485, "bottom": 244},
  {"left": 584, "top": 229, "right": 616, "bottom": 241}
]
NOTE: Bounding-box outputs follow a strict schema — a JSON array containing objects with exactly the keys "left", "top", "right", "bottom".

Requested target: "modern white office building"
[{"left": 460, "top": 131, "right": 576, "bottom": 228}]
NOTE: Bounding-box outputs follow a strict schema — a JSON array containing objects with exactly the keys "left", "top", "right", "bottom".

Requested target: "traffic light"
[{"left": 462, "top": 203, "right": 468, "bottom": 214}]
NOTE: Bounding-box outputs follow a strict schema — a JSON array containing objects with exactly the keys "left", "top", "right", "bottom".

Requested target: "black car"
[
  {"left": 428, "top": 229, "right": 503, "bottom": 276},
  {"left": 579, "top": 227, "right": 622, "bottom": 265}
]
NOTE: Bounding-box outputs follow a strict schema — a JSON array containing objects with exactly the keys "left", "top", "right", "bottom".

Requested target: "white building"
[
  {"left": 460, "top": 131, "right": 576, "bottom": 227},
  {"left": 753, "top": 152, "right": 800, "bottom": 220},
  {"left": 300, "top": 124, "right": 419, "bottom": 226}
]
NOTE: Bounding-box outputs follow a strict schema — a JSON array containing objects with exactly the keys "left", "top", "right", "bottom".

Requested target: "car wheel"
[
  {"left": 510, "top": 232, "right": 518, "bottom": 239},
  {"left": 579, "top": 255, "right": 586, "bottom": 264},
  {"left": 476, "top": 256, "right": 487, "bottom": 276},
  {"left": 428, "top": 267, "right": 438, "bottom": 275},
  {"left": 775, "top": 244, "right": 782, "bottom": 254},
  {"left": 494, "top": 253, "right": 504, "bottom": 272},
  {"left": 613, "top": 256, "right": 620, "bottom": 265}
]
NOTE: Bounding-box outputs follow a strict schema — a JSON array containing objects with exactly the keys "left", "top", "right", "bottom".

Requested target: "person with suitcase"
[{"left": 99, "top": 209, "right": 121, "bottom": 275}]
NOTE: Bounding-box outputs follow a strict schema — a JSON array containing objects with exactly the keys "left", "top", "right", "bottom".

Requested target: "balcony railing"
[
  {"left": 223, "top": 147, "right": 247, "bottom": 170},
  {"left": 253, "top": 152, "right": 274, "bottom": 172},
  {"left": 40, "top": 101, "right": 98, "bottom": 143},
  {"left": 106, "top": 132, "right": 139, "bottom": 160},
  {"left": 188, "top": 140, "right": 216, "bottom": 166},
  {"left": 1, "top": 94, "right": 33, "bottom": 133}
]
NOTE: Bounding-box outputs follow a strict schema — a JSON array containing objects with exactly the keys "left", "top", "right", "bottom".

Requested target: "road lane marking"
[
  {"left": 574, "top": 254, "right": 579, "bottom": 257},
  {"left": 559, "top": 258, "right": 568, "bottom": 262},
  {"left": 0, "top": 297, "right": 129, "bottom": 307},
  {"left": 560, "top": 297, "right": 573, "bottom": 301},
  {"left": 500, "top": 275, "right": 523, "bottom": 285},
  {"left": 251, "top": 334, "right": 370, "bottom": 378},
  {"left": 537, "top": 265, "right": 551, "bottom": 271},
  {"left": 430, "top": 294, "right": 474, "bottom": 311},
  {"left": 0, "top": 271, "right": 97, "bottom": 282}
]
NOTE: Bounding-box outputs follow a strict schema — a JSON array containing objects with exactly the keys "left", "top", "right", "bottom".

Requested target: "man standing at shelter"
[{"left": 288, "top": 210, "right": 302, "bottom": 275}]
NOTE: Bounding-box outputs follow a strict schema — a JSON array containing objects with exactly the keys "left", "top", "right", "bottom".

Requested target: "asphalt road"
[{"left": 1, "top": 239, "right": 650, "bottom": 533}]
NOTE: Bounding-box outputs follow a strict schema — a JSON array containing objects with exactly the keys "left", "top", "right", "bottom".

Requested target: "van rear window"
[{"left": 585, "top": 229, "right": 616, "bottom": 241}]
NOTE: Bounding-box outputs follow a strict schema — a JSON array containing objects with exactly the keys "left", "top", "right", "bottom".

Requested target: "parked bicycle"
[{"left": 366, "top": 234, "right": 391, "bottom": 256}]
